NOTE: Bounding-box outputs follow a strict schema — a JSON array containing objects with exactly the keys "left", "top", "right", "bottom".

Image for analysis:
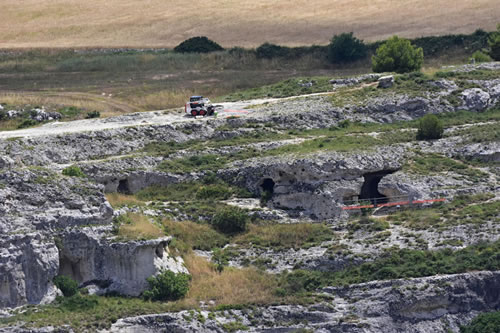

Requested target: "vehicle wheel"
[
  {"left": 199, "top": 109, "right": 207, "bottom": 116},
  {"left": 191, "top": 110, "right": 198, "bottom": 117}
]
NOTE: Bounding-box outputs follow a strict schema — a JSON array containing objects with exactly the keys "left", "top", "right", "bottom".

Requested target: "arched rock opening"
[
  {"left": 260, "top": 178, "right": 275, "bottom": 195},
  {"left": 359, "top": 170, "right": 397, "bottom": 204},
  {"left": 117, "top": 179, "right": 131, "bottom": 194}
]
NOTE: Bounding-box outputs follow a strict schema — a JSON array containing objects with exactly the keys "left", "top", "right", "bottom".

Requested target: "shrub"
[
  {"left": 196, "top": 184, "right": 232, "bottom": 201},
  {"left": 256, "top": 43, "right": 289, "bottom": 59},
  {"left": 143, "top": 270, "right": 190, "bottom": 301},
  {"left": 470, "top": 50, "right": 492, "bottom": 63},
  {"left": 488, "top": 24, "right": 500, "bottom": 61},
  {"left": 58, "top": 294, "right": 98, "bottom": 311},
  {"left": 211, "top": 206, "right": 249, "bottom": 234},
  {"left": 327, "top": 32, "right": 367, "bottom": 64},
  {"left": 461, "top": 311, "right": 500, "bottom": 333},
  {"left": 53, "top": 275, "right": 79, "bottom": 297},
  {"left": 416, "top": 114, "right": 444, "bottom": 140},
  {"left": 62, "top": 165, "right": 86, "bottom": 177},
  {"left": 174, "top": 36, "right": 223, "bottom": 53},
  {"left": 17, "top": 119, "right": 38, "bottom": 129},
  {"left": 211, "top": 248, "right": 229, "bottom": 273},
  {"left": 372, "top": 36, "right": 424, "bottom": 73},
  {"left": 85, "top": 111, "right": 100, "bottom": 119}
]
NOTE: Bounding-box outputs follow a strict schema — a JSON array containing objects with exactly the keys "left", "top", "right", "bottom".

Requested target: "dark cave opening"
[
  {"left": 359, "top": 170, "right": 396, "bottom": 205},
  {"left": 117, "top": 179, "right": 131, "bottom": 194},
  {"left": 261, "top": 178, "right": 275, "bottom": 195}
]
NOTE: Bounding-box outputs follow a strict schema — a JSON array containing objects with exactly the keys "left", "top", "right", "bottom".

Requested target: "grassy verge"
[
  {"left": 105, "top": 193, "right": 145, "bottom": 208},
  {"left": 234, "top": 223, "right": 333, "bottom": 250},
  {"left": 113, "top": 213, "right": 164, "bottom": 241},
  {"left": 387, "top": 193, "right": 498, "bottom": 230},
  {"left": 403, "top": 152, "right": 489, "bottom": 182}
]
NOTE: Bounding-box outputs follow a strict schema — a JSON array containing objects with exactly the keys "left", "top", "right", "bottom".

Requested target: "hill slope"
[{"left": 0, "top": 0, "right": 499, "bottom": 48}]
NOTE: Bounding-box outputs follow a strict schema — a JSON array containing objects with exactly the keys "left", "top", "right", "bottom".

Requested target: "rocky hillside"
[{"left": 0, "top": 63, "right": 499, "bottom": 332}]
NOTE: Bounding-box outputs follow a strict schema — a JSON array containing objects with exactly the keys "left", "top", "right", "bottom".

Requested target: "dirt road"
[{"left": 0, "top": 92, "right": 334, "bottom": 139}]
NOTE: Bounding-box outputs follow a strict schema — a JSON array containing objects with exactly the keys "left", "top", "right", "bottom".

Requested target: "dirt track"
[{"left": 0, "top": 92, "right": 335, "bottom": 139}]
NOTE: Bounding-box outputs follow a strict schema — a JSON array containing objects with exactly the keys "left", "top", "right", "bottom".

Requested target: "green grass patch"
[
  {"left": 234, "top": 222, "right": 333, "bottom": 250},
  {"left": 279, "top": 239, "right": 500, "bottom": 293},
  {"left": 404, "top": 152, "right": 488, "bottom": 182},
  {"left": 449, "top": 122, "right": 500, "bottom": 144},
  {"left": 163, "top": 219, "right": 229, "bottom": 253},
  {"left": 387, "top": 194, "right": 497, "bottom": 230},
  {"left": 0, "top": 295, "right": 175, "bottom": 332},
  {"left": 222, "top": 76, "right": 333, "bottom": 101}
]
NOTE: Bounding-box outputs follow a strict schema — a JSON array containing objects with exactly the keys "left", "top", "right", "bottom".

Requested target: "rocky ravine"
[{"left": 0, "top": 63, "right": 499, "bottom": 332}]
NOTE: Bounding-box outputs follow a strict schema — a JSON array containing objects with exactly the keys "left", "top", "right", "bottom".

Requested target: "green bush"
[
  {"left": 53, "top": 275, "right": 79, "bottom": 297},
  {"left": 461, "top": 311, "right": 500, "bottom": 333},
  {"left": 58, "top": 294, "right": 98, "bottom": 311},
  {"left": 85, "top": 111, "right": 100, "bottom": 119},
  {"left": 488, "top": 24, "right": 500, "bottom": 61},
  {"left": 143, "top": 270, "right": 190, "bottom": 301},
  {"left": 372, "top": 36, "right": 424, "bottom": 73},
  {"left": 62, "top": 165, "right": 86, "bottom": 177},
  {"left": 211, "top": 248, "right": 229, "bottom": 273},
  {"left": 196, "top": 184, "right": 232, "bottom": 201},
  {"left": 327, "top": 32, "right": 367, "bottom": 64},
  {"left": 470, "top": 50, "right": 492, "bottom": 63},
  {"left": 211, "top": 206, "right": 249, "bottom": 234},
  {"left": 17, "top": 119, "right": 38, "bottom": 129},
  {"left": 174, "top": 36, "right": 223, "bottom": 53},
  {"left": 416, "top": 114, "right": 444, "bottom": 140},
  {"left": 256, "top": 43, "right": 289, "bottom": 59}
]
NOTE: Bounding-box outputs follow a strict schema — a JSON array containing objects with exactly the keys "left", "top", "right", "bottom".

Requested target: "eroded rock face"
[
  {"left": 219, "top": 147, "right": 406, "bottom": 220},
  {"left": 59, "top": 230, "right": 187, "bottom": 296},
  {"left": 0, "top": 234, "right": 59, "bottom": 308},
  {"left": 0, "top": 167, "right": 187, "bottom": 308},
  {"left": 103, "top": 271, "right": 500, "bottom": 333}
]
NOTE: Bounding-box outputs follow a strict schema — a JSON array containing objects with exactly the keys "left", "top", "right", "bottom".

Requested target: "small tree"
[
  {"left": 174, "top": 36, "right": 223, "bottom": 53},
  {"left": 211, "top": 206, "right": 249, "bottom": 234},
  {"left": 143, "top": 270, "right": 190, "bottom": 301},
  {"left": 256, "top": 43, "right": 289, "bottom": 59},
  {"left": 327, "top": 32, "right": 367, "bottom": 64},
  {"left": 416, "top": 114, "right": 443, "bottom": 140},
  {"left": 211, "top": 248, "right": 229, "bottom": 273},
  {"left": 372, "top": 36, "right": 424, "bottom": 73},
  {"left": 53, "top": 275, "right": 79, "bottom": 297},
  {"left": 62, "top": 165, "right": 86, "bottom": 177},
  {"left": 488, "top": 24, "right": 500, "bottom": 61}
]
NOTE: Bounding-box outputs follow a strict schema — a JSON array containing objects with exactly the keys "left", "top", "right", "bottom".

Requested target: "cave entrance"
[
  {"left": 359, "top": 170, "right": 396, "bottom": 205},
  {"left": 261, "top": 178, "right": 275, "bottom": 195},
  {"left": 260, "top": 178, "right": 275, "bottom": 202},
  {"left": 117, "top": 179, "right": 130, "bottom": 194}
]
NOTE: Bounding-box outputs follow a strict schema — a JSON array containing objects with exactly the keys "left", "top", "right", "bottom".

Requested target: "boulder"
[
  {"left": 378, "top": 75, "right": 394, "bottom": 88},
  {"left": 460, "top": 88, "right": 490, "bottom": 111}
]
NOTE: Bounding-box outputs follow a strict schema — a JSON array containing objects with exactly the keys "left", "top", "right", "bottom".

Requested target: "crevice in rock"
[
  {"left": 260, "top": 178, "right": 275, "bottom": 195},
  {"left": 117, "top": 179, "right": 131, "bottom": 194},
  {"left": 359, "top": 170, "right": 398, "bottom": 204}
]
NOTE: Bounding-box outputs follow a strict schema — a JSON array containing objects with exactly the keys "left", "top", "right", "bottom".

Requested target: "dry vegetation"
[
  {"left": 116, "top": 213, "right": 164, "bottom": 240},
  {"left": 106, "top": 193, "right": 145, "bottom": 208},
  {"left": 181, "top": 254, "right": 278, "bottom": 307},
  {"left": 0, "top": 0, "right": 498, "bottom": 48}
]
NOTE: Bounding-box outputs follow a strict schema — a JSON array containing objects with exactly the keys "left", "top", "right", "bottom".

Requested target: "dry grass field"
[{"left": 0, "top": 0, "right": 498, "bottom": 48}]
